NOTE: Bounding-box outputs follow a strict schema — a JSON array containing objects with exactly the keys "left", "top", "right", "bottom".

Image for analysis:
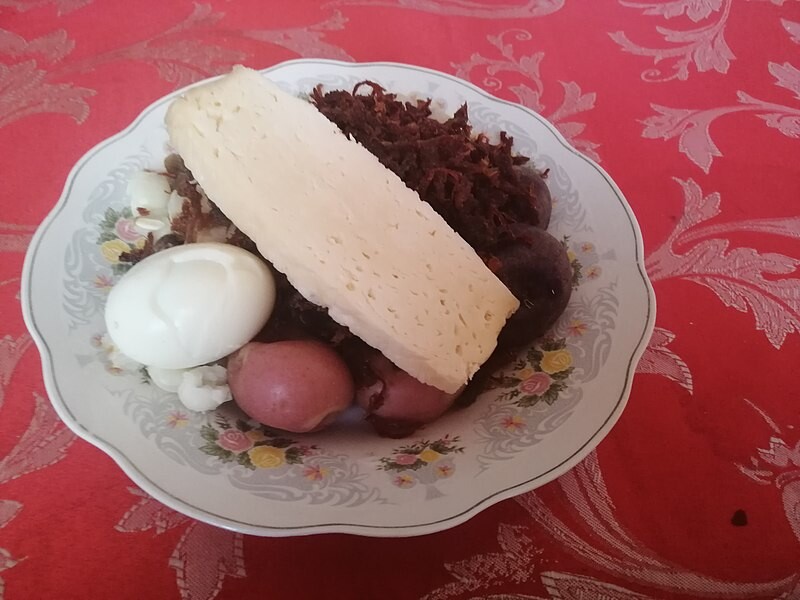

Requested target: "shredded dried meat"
[{"left": 312, "top": 81, "right": 549, "bottom": 254}]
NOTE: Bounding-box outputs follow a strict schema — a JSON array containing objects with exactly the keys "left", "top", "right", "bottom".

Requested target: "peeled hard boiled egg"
[{"left": 105, "top": 242, "right": 275, "bottom": 369}]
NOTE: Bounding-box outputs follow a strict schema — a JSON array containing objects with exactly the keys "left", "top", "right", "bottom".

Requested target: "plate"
[{"left": 21, "top": 59, "right": 655, "bottom": 537}]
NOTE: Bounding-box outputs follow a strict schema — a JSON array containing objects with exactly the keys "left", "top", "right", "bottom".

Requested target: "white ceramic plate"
[{"left": 22, "top": 59, "right": 655, "bottom": 537}]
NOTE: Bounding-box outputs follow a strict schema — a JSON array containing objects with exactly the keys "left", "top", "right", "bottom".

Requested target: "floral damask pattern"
[
  {"left": 646, "top": 178, "right": 800, "bottom": 349},
  {"left": 629, "top": 7, "right": 800, "bottom": 171},
  {"left": 611, "top": 0, "right": 735, "bottom": 82},
  {"left": 451, "top": 30, "right": 601, "bottom": 160},
  {"left": 2, "top": 0, "right": 800, "bottom": 598},
  {"left": 0, "top": 4, "right": 353, "bottom": 130}
]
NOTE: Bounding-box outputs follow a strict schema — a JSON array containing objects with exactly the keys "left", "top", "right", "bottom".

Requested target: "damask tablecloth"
[{"left": 2, "top": 1, "right": 800, "bottom": 598}]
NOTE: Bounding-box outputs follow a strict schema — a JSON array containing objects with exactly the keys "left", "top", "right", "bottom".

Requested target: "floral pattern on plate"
[
  {"left": 489, "top": 338, "right": 574, "bottom": 408},
  {"left": 200, "top": 415, "right": 317, "bottom": 471},
  {"left": 379, "top": 436, "right": 464, "bottom": 499}
]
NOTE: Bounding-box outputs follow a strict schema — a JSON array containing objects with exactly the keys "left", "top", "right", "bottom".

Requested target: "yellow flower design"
[
  {"left": 517, "top": 367, "right": 535, "bottom": 380},
  {"left": 566, "top": 250, "right": 577, "bottom": 263},
  {"left": 540, "top": 349, "right": 573, "bottom": 374},
  {"left": 245, "top": 430, "right": 267, "bottom": 443},
  {"left": 418, "top": 448, "right": 441, "bottom": 463},
  {"left": 100, "top": 239, "right": 131, "bottom": 264},
  {"left": 248, "top": 446, "right": 285, "bottom": 469},
  {"left": 133, "top": 237, "right": 148, "bottom": 249}
]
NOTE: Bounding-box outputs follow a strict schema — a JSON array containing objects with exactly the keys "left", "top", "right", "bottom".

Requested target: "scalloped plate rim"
[{"left": 21, "top": 58, "right": 656, "bottom": 538}]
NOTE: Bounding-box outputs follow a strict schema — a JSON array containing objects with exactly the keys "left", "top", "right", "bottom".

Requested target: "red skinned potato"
[
  {"left": 355, "top": 352, "right": 461, "bottom": 438},
  {"left": 228, "top": 340, "right": 354, "bottom": 433}
]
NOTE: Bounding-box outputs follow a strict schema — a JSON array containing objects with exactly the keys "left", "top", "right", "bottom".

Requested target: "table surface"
[{"left": 2, "top": 1, "right": 800, "bottom": 599}]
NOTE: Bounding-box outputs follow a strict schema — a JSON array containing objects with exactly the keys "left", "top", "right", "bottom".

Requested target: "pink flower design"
[
  {"left": 217, "top": 430, "right": 253, "bottom": 453},
  {"left": 394, "top": 453, "right": 418, "bottom": 465},
  {"left": 167, "top": 411, "right": 189, "bottom": 429},
  {"left": 393, "top": 474, "right": 416, "bottom": 488},
  {"left": 521, "top": 372, "right": 552, "bottom": 396},
  {"left": 436, "top": 463, "right": 455, "bottom": 478},
  {"left": 501, "top": 415, "right": 526, "bottom": 432},
  {"left": 303, "top": 465, "right": 328, "bottom": 481},
  {"left": 586, "top": 265, "right": 602, "bottom": 279},
  {"left": 93, "top": 273, "right": 114, "bottom": 290},
  {"left": 115, "top": 218, "right": 141, "bottom": 243},
  {"left": 567, "top": 320, "right": 588, "bottom": 337}
]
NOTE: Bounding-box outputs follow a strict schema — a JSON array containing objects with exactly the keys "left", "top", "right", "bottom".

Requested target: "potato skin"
[{"left": 228, "top": 340, "right": 354, "bottom": 433}]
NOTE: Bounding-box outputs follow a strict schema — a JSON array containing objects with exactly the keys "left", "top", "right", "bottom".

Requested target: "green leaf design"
[
  {"left": 539, "top": 337, "right": 565, "bottom": 352},
  {"left": 541, "top": 384, "right": 563, "bottom": 405},
  {"left": 515, "top": 394, "right": 542, "bottom": 408},
  {"left": 200, "top": 424, "right": 219, "bottom": 443},
  {"left": 100, "top": 207, "right": 120, "bottom": 230},
  {"left": 396, "top": 441, "right": 426, "bottom": 455},
  {"left": 429, "top": 440, "right": 449, "bottom": 454},
  {"left": 199, "top": 442, "right": 234, "bottom": 463},
  {"left": 551, "top": 366, "right": 574, "bottom": 381},
  {"left": 379, "top": 458, "right": 424, "bottom": 472},
  {"left": 111, "top": 263, "right": 132, "bottom": 276},
  {"left": 571, "top": 258, "right": 583, "bottom": 287},
  {"left": 237, "top": 451, "right": 255, "bottom": 470},
  {"left": 269, "top": 437, "right": 296, "bottom": 449},
  {"left": 284, "top": 447, "right": 304, "bottom": 465},
  {"left": 489, "top": 375, "right": 521, "bottom": 389},
  {"left": 527, "top": 347, "right": 544, "bottom": 366},
  {"left": 377, "top": 458, "right": 394, "bottom": 471},
  {"left": 199, "top": 442, "right": 218, "bottom": 455}
]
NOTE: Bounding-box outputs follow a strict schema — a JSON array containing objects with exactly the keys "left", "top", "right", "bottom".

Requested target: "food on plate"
[
  {"left": 311, "top": 82, "right": 553, "bottom": 254},
  {"left": 126, "top": 170, "right": 184, "bottom": 237},
  {"left": 352, "top": 350, "right": 461, "bottom": 438},
  {"left": 147, "top": 364, "right": 233, "bottom": 412},
  {"left": 489, "top": 225, "right": 574, "bottom": 349},
  {"left": 165, "top": 65, "right": 519, "bottom": 394},
  {"left": 104, "top": 242, "right": 276, "bottom": 369},
  {"left": 106, "top": 66, "right": 574, "bottom": 437},
  {"left": 227, "top": 341, "right": 353, "bottom": 433},
  {"left": 176, "top": 365, "right": 232, "bottom": 412}
]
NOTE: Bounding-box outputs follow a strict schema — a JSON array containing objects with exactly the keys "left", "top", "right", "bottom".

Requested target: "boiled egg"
[{"left": 105, "top": 242, "right": 275, "bottom": 369}]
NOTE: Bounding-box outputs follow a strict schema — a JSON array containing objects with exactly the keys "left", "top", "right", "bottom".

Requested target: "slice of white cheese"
[{"left": 165, "top": 66, "right": 519, "bottom": 393}]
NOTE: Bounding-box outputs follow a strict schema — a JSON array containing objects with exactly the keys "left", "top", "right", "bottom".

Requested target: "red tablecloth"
[{"left": 2, "top": 1, "right": 800, "bottom": 598}]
